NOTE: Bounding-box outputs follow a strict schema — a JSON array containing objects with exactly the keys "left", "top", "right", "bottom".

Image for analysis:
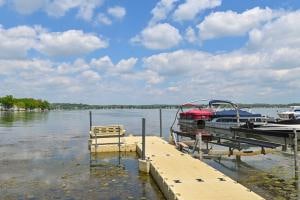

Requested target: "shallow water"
[
  {"left": 0, "top": 109, "right": 299, "bottom": 200},
  {"left": 0, "top": 110, "right": 165, "bottom": 200}
]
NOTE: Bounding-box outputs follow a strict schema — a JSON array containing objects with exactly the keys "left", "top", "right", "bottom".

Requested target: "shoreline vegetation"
[
  {"left": 0, "top": 95, "right": 50, "bottom": 111},
  {"left": 1, "top": 95, "right": 299, "bottom": 111},
  {"left": 50, "top": 102, "right": 300, "bottom": 110}
]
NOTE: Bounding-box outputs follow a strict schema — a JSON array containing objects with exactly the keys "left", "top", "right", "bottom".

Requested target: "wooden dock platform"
[{"left": 89, "top": 136, "right": 264, "bottom": 200}]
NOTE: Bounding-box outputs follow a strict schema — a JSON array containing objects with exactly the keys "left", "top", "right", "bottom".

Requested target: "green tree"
[
  {"left": 14, "top": 101, "right": 25, "bottom": 109},
  {"left": 1, "top": 95, "right": 14, "bottom": 109}
]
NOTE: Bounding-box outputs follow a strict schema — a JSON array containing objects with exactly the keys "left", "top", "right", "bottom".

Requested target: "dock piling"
[
  {"left": 89, "top": 111, "right": 92, "bottom": 131},
  {"left": 198, "top": 133, "right": 202, "bottom": 160},
  {"left": 294, "top": 129, "right": 298, "bottom": 179},
  {"left": 159, "top": 109, "right": 162, "bottom": 138},
  {"left": 118, "top": 125, "right": 121, "bottom": 153},
  {"left": 142, "top": 118, "right": 146, "bottom": 160},
  {"left": 139, "top": 118, "right": 150, "bottom": 173}
]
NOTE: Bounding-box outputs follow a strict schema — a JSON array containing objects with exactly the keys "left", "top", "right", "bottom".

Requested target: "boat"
[
  {"left": 205, "top": 100, "right": 267, "bottom": 136},
  {"left": 278, "top": 106, "right": 300, "bottom": 120},
  {"left": 178, "top": 107, "right": 213, "bottom": 132},
  {"left": 231, "top": 123, "right": 300, "bottom": 146},
  {"left": 275, "top": 106, "right": 300, "bottom": 125},
  {"left": 170, "top": 102, "right": 214, "bottom": 141},
  {"left": 205, "top": 100, "right": 300, "bottom": 145},
  {"left": 172, "top": 99, "right": 300, "bottom": 146}
]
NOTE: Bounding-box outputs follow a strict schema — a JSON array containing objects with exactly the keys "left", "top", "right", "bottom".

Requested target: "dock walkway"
[{"left": 89, "top": 136, "right": 264, "bottom": 200}]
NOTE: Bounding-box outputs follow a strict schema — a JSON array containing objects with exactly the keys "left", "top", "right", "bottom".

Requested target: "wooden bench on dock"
[{"left": 88, "top": 125, "right": 126, "bottom": 151}]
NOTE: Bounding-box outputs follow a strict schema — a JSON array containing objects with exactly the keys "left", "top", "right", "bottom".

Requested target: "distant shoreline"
[{"left": 50, "top": 103, "right": 299, "bottom": 110}]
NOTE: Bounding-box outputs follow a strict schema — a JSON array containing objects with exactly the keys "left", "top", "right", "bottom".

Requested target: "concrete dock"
[{"left": 89, "top": 136, "right": 264, "bottom": 200}]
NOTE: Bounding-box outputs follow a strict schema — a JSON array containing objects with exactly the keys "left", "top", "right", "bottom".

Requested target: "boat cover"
[
  {"left": 214, "top": 109, "right": 261, "bottom": 118},
  {"left": 179, "top": 109, "right": 213, "bottom": 120}
]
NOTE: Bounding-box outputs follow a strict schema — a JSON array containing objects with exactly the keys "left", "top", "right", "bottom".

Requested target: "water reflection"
[
  {"left": 1, "top": 108, "right": 299, "bottom": 200},
  {"left": 0, "top": 111, "right": 49, "bottom": 126},
  {"left": 88, "top": 152, "right": 164, "bottom": 200},
  {"left": 204, "top": 152, "right": 300, "bottom": 200}
]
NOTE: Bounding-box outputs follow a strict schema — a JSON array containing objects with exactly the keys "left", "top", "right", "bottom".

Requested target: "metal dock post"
[
  {"left": 159, "top": 108, "right": 162, "bottom": 137},
  {"left": 294, "top": 128, "right": 298, "bottom": 179},
  {"left": 138, "top": 118, "right": 150, "bottom": 173},
  {"left": 89, "top": 111, "right": 92, "bottom": 131},
  {"left": 142, "top": 118, "right": 146, "bottom": 160}
]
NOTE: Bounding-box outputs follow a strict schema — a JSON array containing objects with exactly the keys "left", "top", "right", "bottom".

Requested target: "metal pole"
[
  {"left": 118, "top": 126, "right": 121, "bottom": 166},
  {"left": 118, "top": 126, "right": 121, "bottom": 153},
  {"left": 198, "top": 133, "right": 202, "bottom": 160},
  {"left": 89, "top": 111, "right": 92, "bottom": 132},
  {"left": 235, "top": 105, "right": 240, "bottom": 127},
  {"left": 142, "top": 118, "right": 146, "bottom": 160},
  {"left": 294, "top": 129, "right": 298, "bottom": 179},
  {"left": 159, "top": 109, "right": 162, "bottom": 137}
]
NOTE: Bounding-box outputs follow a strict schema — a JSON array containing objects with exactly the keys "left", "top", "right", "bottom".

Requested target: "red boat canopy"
[{"left": 179, "top": 109, "right": 213, "bottom": 120}]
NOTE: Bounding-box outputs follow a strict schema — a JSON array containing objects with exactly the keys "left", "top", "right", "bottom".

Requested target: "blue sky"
[{"left": 0, "top": 0, "right": 300, "bottom": 104}]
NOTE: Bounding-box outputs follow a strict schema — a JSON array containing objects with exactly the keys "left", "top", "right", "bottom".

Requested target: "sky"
[{"left": 0, "top": 0, "right": 300, "bottom": 104}]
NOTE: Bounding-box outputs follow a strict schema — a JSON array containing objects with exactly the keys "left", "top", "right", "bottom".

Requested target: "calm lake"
[{"left": 0, "top": 108, "right": 299, "bottom": 200}]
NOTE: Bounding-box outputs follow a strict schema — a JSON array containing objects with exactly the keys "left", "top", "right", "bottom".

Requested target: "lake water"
[{"left": 0, "top": 108, "right": 299, "bottom": 200}]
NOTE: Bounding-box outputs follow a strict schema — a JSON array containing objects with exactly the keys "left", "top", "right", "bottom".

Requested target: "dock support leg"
[
  {"left": 118, "top": 126, "right": 121, "bottom": 166},
  {"left": 294, "top": 129, "right": 298, "bottom": 179},
  {"left": 159, "top": 109, "right": 162, "bottom": 138},
  {"left": 198, "top": 134, "right": 202, "bottom": 160},
  {"left": 206, "top": 140, "right": 209, "bottom": 150},
  {"left": 293, "top": 129, "right": 300, "bottom": 199},
  {"left": 142, "top": 118, "right": 146, "bottom": 160},
  {"left": 282, "top": 137, "right": 287, "bottom": 151},
  {"left": 89, "top": 111, "right": 92, "bottom": 131},
  {"left": 192, "top": 137, "right": 198, "bottom": 154},
  {"left": 139, "top": 118, "right": 150, "bottom": 173}
]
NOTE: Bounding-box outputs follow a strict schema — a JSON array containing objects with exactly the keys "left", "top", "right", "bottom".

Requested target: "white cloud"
[
  {"left": 76, "top": 0, "right": 103, "bottom": 21},
  {"left": 0, "top": 25, "right": 37, "bottom": 59},
  {"left": 112, "top": 58, "right": 137, "bottom": 74},
  {"left": 11, "top": 0, "right": 103, "bottom": 21},
  {"left": 12, "top": 0, "right": 46, "bottom": 14},
  {"left": 150, "top": 0, "right": 178, "bottom": 25},
  {"left": 91, "top": 56, "right": 114, "bottom": 70},
  {"left": 0, "top": 59, "right": 53, "bottom": 76},
  {"left": 91, "top": 56, "right": 137, "bottom": 74},
  {"left": 185, "top": 26, "right": 197, "bottom": 43},
  {"left": 0, "top": 56, "right": 143, "bottom": 103},
  {"left": 95, "top": 6, "right": 126, "bottom": 25},
  {"left": 248, "top": 11, "right": 300, "bottom": 50},
  {"left": 141, "top": 70, "right": 164, "bottom": 84},
  {"left": 81, "top": 70, "right": 101, "bottom": 81},
  {"left": 142, "top": 15, "right": 300, "bottom": 102},
  {"left": 96, "top": 13, "right": 112, "bottom": 25},
  {"left": 121, "top": 70, "right": 164, "bottom": 84},
  {"left": 0, "top": 25, "right": 108, "bottom": 58},
  {"left": 173, "top": 0, "right": 221, "bottom": 21},
  {"left": 57, "top": 58, "right": 90, "bottom": 74},
  {"left": 198, "top": 7, "right": 281, "bottom": 41},
  {"left": 131, "top": 23, "right": 182, "bottom": 50},
  {"left": 107, "top": 6, "right": 126, "bottom": 19},
  {"left": 38, "top": 30, "right": 108, "bottom": 57},
  {"left": 167, "top": 86, "right": 179, "bottom": 92}
]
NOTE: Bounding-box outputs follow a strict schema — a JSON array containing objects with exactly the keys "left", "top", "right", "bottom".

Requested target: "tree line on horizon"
[
  {"left": 1, "top": 95, "right": 299, "bottom": 110},
  {"left": 0, "top": 95, "right": 50, "bottom": 110},
  {"left": 50, "top": 102, "right": 300, "bottom": 110}
]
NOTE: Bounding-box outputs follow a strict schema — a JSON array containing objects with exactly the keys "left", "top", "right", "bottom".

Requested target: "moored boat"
[
  {"left": 172, "top": 99, "right": 300, "bottom": 146},
  {"left": 205, "top": 100, "right": 300, "bottom": 145},
  {"left": 205, "top": 100, "right": 267, "bottom": 136},
  {"left": 277, "top": 106, "right": 300, "bottom": 120}
]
